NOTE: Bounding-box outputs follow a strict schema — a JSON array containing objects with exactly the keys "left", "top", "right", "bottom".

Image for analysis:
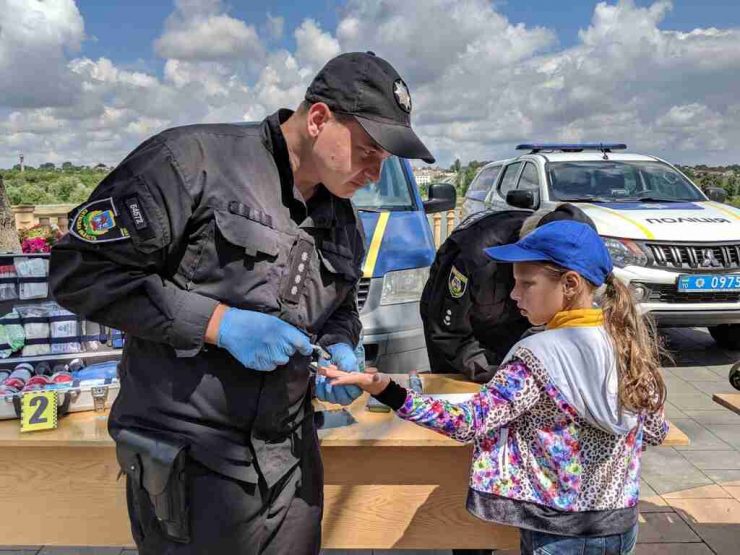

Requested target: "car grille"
[
  {"left": 645, "top": 242, "right": 740, "bottom": 271},
  {"left": 356, "top": 277, "right": 371, "bottom": 312},
  {"left": 641, "top": 282, "right": 740, "bottom": 304}
]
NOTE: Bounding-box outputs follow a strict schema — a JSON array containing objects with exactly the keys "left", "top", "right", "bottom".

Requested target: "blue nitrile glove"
[
  {"left": 217, "top": 308, "right": 313, "bottom": 371},
  {"left": 315, "top": 342, "right": 363, "bottom": 405}
]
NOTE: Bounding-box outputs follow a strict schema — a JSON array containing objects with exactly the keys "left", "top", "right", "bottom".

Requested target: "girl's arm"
[
  {"left": 643, "top": 406, "right": 669, "bottom": 446},
  {"left": 375, "top": 360, "right": 543, "bottom": 443}
]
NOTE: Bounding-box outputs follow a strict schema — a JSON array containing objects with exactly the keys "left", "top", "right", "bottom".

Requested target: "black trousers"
[{"left": 126, "top": 444, "right": 323, "bottom": 554}]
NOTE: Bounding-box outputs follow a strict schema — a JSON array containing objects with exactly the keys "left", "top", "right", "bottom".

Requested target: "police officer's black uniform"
[
  {"left": 50, "top": 52, "right": 435, "bottom": 554},
  {"left": 420, "top": 205, "right": 597, "bottom": 384}
]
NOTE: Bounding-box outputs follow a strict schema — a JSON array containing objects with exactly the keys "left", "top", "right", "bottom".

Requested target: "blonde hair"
[{"left": 542, "top": 265, "right": 666, "bottom": 414}]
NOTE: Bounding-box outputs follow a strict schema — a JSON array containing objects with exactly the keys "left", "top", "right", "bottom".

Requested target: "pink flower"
[{"left": 21, "top": 237, "right": 50, "bottom": 253}]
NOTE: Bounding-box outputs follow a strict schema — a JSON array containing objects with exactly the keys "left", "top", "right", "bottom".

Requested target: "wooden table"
[
  {"left": 713, "top": 393, "right": 740, "bottom": 415},
  {"left": 0, "top": 375, "right": 688, "bottom": 548}
]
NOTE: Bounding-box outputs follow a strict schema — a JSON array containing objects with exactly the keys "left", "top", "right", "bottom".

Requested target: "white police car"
[{"left": 463, "top": 143, "right": 740, "bottom": 349}]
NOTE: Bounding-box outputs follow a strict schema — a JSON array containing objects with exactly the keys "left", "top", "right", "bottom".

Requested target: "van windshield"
[
  {"left": 352, "top": 157, "right": 415, "bottom": 211},
  {"left": 547, "top": 161, "right": 705, "bottom": 203}
]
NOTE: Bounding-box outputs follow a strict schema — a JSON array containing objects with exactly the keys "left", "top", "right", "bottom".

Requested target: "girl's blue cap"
[{"left": 483, "top": 220, "right": 613, "bottom": 286}]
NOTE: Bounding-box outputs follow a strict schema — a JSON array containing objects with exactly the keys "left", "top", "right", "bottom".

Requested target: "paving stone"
[
  {"left": 680, "top": 450, "right": 740, "bottom": 471},
  {"left": 702, "top": 425, "right": 740, "bottom": 449},
  {"left": 689, "top": 380, "right": 739, "bottom": 396},
  {"left": 663, "top": 379, "right": 704, "bottom": 396},
  {"left": 661, "top": 484, "right": 732, "bottom": 499},
  {"left": 701, "top": 469, "right": 740, "bottom": 486},
  {"left": 704, "top": 364, "right": 735, "bottom": 380},
  {"left": 635, "top": 544, "right": 713, "bottom": 554},
  {"left": 668, "top": 419, "right": 733, "bottom": 451},
  {"left": 668, "top": 498, "right": 740, "bottom": 555},
  {"left": 640, "top": 480, "right": 672, "bottom": 512},
  {"left": 667, "top": 367, "right": 723, "bottom": 382},
  {"left": 683, "top": 410, "right": 740, "bottom": 425},
  {"left": 641, "top": 449, "right": 714, "bottom": 495},
  {"left": 636, "top": 512, "right": 701, "bottom": 543},
  {"left": 663, "top": 402, "right": 688, "bottom": 419},
  {"left": 664, "top": 393, "right": 718, "bottom": 411}
]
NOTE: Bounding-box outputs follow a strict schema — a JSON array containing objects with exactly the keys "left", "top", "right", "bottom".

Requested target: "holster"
[{"left": 115, "top": 428, "right": 190, "bottom": 543}]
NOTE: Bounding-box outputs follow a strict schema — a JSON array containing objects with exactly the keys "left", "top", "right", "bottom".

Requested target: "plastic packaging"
[
  {"left": 14, "top": 257, "right": 48, "bottom": 300},
  {"left": 0, "top": 264, "right": 17, "bottom": 301},
  {"left": 16, "top": 303, "right": 52, "bottom": 356},
  {"left": 73, "top": 360, "right": 118, "bottom": 381},
  {"left": 49, "top": 304, "right": 81, "bottom": 354},
  {"left": 0, "top": 310, "right": 25, "bottom": 355}
]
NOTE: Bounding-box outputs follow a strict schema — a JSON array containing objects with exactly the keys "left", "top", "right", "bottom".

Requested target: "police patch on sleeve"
[
  {"left": 448, "top": 265, "right": 468, "bottom": 298},
  {"left": 69, "top": 197, "right": 130, "bottom": 243}
]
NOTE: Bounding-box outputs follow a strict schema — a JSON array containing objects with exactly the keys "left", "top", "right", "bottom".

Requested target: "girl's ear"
[{"left": 562, "top": 270, "right": 581, "bottom": 300}]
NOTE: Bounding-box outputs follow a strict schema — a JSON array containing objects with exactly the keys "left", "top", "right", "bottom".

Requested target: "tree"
[
  {"left": 62, "top": 161, "right": 74, "bottom": 171},
  {"left": 450, "top": 158, "right": 461, "bottom": 173},
  {"left": 0, "top": 175, "right": 21, "bottom": 253},
  {"left": 39, "top": 162, "right": 56, "bottom": 170}
]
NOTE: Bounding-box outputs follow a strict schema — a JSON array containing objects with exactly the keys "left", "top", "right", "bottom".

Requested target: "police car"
[{"left": 462, "top": 143, "right": 740, "bottom": 349}]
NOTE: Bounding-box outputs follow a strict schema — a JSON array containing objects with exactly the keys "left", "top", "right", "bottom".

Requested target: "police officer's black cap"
[
  {"left": 305, "top": 51, "right": 435, "bottom": 164},
  {"left": 538, "top": 203, "right": 597, "bottom": 231}
]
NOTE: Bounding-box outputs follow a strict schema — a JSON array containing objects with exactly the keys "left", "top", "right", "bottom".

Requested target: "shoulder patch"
[
  {"left": 69, "top": 197, "right": 130, "bottom": 243},
  {"left": 448, "top": 265, "right": 468, "bottom": 298}
]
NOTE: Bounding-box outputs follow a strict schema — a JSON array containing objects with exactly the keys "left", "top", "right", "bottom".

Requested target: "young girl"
[{"left": 322, "top": 220, "right": 668, "bottom": 555}]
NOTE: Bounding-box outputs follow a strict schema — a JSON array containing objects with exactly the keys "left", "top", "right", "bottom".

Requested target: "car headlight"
[
  {"left": 602, "top": 237, "right": 648, "bottom": 268},
  {"left": 380, "top": 267, "right": 430, "bottom": 305}
]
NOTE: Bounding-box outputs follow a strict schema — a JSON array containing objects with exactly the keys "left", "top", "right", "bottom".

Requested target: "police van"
[
  {"left": 353, "top": 156, "right": 455, "bottom": 372},
  {"left": 462, "top": 143, "right": 740, "bottom": 349}
]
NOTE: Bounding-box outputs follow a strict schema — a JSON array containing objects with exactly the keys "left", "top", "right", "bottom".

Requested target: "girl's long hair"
[
  {"left": 543, "top": 265, "right": 666, "bottom": 413},
  {"left": 601, "top": 273, "right": 666, "bottom": 413}
]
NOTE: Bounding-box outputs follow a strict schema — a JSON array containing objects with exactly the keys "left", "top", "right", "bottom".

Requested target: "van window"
[
  {"left": 468, "top": 166, "right": 501, "bottom": 195},
  {"left": 498, "top": 162, "right": 522, "bottom": 199},
  {"left": 517, "top": 162, "right": 539, "bottom": 191},
  {"left": 353, "top": 157, "right": 415, "bottom": 211}
]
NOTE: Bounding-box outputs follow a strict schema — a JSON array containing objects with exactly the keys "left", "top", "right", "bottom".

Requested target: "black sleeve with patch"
[
  {"left": 420, "top": 211, "right": 532, "bottom": 383},
  {"left": 50, "top": 135, "right": 218, "bottom": 357}
]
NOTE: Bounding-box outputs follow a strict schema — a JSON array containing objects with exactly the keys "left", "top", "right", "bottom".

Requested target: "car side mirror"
[
  {"left": 706, "top": 187, "right": 727, "bottom": 203},
  {"left": 506, "top": 189, "right": 539, "bottom": 210},
  {"left": 423, "top": 182, "right": 457, "bottom": 214}
]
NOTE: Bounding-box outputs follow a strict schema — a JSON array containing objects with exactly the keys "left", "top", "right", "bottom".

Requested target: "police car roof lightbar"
[{"left": 515, "top": 143, "right": 627, "bottom": 153}]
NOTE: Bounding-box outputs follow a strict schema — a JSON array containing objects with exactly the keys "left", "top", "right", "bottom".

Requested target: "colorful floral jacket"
[{"left": 396, "top": 345, "right": 668, "bottom": 512}]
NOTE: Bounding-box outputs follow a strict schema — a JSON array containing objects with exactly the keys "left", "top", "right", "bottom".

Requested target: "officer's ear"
[{"left": 306, "top": 102, "right": 332, "bottom": 138}]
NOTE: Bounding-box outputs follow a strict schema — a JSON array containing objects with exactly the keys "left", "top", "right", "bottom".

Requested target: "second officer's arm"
[
  {"left": 427, "top": 256, "right": 500, "bottom": 383},
  {"left": 50, "top": 136, "right": 218, "bottom": 357}
]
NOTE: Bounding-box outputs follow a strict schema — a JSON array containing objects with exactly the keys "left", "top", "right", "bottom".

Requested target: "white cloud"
[
  {"left": 154, "top": 0, "right": 264, "bottom": 62},
  {"left": 2, "top": 0, "right": 740, "bottom": 170},
  {"left": 0, "top": 0, "right": 84, "bottom": 108}
]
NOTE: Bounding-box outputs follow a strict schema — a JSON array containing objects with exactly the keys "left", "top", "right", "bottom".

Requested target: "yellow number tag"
[{"left": 20, "top": 391, "right": 58, "bottom": 433}]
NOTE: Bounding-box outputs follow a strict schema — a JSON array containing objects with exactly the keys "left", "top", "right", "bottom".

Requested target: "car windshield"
[
  {"left": 547, "top": 161, "right": 705, "bottom": 202},
  {"left": 352, "top": 156, "right": 415, "bottom": 211}
]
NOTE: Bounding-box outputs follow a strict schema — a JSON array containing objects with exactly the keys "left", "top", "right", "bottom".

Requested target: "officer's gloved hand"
[
  {"left": 217, "top": 307, "right": 313, "bottom": 371},
  {"left": 315, "top": 343, "right": 363, "bottom": 405}
]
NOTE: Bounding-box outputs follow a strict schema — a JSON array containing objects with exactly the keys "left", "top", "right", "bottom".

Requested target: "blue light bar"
[{"left": 516, "top": 143, "right": 627, "bottom": 153}]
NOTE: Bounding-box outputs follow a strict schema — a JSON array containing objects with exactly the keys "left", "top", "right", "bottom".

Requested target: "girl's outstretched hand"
[{"left": 318, "top": 365, "right": 391, "bottom": 396}]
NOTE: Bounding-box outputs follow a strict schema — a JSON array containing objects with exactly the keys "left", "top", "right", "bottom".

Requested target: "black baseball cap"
[
  {"left": 538, "top": 203, "right": 597, "bottom": 231},
  {"left": 305, "top": 51, "right": 435, "bottom": 164}
]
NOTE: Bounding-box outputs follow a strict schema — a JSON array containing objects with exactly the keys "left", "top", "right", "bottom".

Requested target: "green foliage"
[{"left": 0, "top": 167, "right": 107, "bottom": 205}]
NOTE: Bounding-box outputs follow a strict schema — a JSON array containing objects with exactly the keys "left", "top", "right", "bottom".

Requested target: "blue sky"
[
  {"left": 77, "top": 0, "right": 740, "bottom": 74},
  {"left": 2, "top": 0, "right": 740, "bottom": 167}
]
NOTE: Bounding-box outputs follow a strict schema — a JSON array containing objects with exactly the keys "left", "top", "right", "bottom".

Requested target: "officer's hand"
[
  {"left": 314, "top": 343, "right": 362, "bottom": 405},
  {"left": 216, "top": 308, "right": 313, "bottom": 371}
]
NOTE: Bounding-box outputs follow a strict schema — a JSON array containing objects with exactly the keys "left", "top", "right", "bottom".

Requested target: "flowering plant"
[{"left": 19, "top": 224, "right": 63, "bottom": 253}]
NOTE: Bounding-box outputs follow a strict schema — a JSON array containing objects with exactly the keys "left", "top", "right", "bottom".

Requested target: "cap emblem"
[{"left": 393, "top": 79, "right": 412, "bottom": 112}]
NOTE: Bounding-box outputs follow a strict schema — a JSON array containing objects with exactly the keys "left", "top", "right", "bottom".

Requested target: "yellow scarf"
[{"left": 546, "top": 308, "right": 604, "bottom": 330}]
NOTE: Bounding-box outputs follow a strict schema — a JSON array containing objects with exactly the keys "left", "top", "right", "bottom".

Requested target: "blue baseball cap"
[{"left": 483, "top": 220, "right": 613, "bottom": 286}]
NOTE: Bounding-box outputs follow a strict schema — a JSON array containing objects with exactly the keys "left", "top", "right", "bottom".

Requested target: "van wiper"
[
  {"left": 558, "top": 196, "right": 614, "bottom": 203},
  {"left": 355, "top": 207, "right": 381, "bottom": 212},
  {"left": 614, "top": 196, "right": 684, "bottom": 203}
]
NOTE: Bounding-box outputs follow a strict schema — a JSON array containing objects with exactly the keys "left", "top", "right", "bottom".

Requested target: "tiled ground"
[{"left": 3, "top": 328, "right": 739, "bottom": 555}]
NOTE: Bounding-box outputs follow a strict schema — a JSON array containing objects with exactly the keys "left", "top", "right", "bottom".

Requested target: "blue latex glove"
[
  {"left": 217, "top": 307, "right": 313, "bottom": 371},
  {"left": 315, "top": 342, "right": 363, "bottom": 405}
]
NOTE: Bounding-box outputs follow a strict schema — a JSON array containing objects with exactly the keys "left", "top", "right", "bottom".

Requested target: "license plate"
[{"left": 677, "top": 274, "right": 740, "bottom": 292}]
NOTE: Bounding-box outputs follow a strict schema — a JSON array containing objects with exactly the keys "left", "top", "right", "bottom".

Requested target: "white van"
[{"left": 463, "top": 143, "right": 740, "bottom": 349}]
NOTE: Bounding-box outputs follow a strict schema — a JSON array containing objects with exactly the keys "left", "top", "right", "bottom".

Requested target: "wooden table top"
[{"left": 0, "top": 374, "right": 689, "bottom": 448}]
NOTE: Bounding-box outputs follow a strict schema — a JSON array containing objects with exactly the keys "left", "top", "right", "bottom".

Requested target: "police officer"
[
  {"left": 421, "top": 204, "right": 596, "bottom": 384},
  {"left": 49, "top": 52, "right": 434, "bottom": 554}
]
